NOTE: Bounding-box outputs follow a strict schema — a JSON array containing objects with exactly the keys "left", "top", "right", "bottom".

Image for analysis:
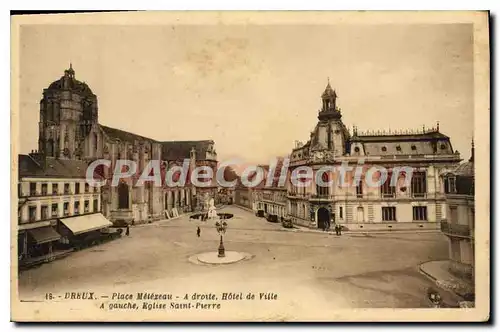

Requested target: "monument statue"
[{"left": 207, "top": 198, "right": 218, "bottom": 220}]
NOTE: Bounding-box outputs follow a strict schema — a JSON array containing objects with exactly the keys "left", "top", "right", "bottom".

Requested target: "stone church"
[
  {"left": 35, "top": 64, "right": 218, "bottom": 224},
  {"left": 287, "top": 82, "right": 463, "bottom": 231}
]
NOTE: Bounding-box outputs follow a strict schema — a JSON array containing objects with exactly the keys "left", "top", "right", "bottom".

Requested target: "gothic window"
[
  {"left": 47, "top": 139, "right": 54, "bottom": 157},
  {"left": 118, "top": 182, "right": 129, "bottom": 209},
  {"left": 382, "top": 207, "right": 396, "bottom": 221},
  {"left": 413, "top": 206, "right": 428, "bottom": 221},
  {"left": 93, "top": 133, "right": 98, "bottom": 152},
  {"left": 411, "top": 172, "right": 427, "bottom": 197},
  {"left": 47, "top": 106, "right": 53, "bottom": 122}
]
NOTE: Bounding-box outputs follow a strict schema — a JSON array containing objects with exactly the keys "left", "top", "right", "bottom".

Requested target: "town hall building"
[{"left": 286, "top": 82, "right": 463, "bottom": 231}]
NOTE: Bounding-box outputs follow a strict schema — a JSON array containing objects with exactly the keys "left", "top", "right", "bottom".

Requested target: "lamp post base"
[{"left": 218, "top": 235, "right": 225, "bottom": 258}]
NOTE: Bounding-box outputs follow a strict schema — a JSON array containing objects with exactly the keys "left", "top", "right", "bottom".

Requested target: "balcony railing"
[
  {"left": 441, "top": 222, "right": 472, "bottom": 238},
  {"left": 309, "top": 194, "right": 332, "bottom": 201}
]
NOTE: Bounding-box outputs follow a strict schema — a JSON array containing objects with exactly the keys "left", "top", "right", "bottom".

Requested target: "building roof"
[
  {"left": 46, "top": 65, "right": 94, "bottom": 96},
  {"left": 450, "top": 142, "right": 474, "bottom": 177},
  {"left": 453, "top": 161, "right": 474, "bottom": 177},
  {"left": 18, "top": 155, "right": 95, "bottom": 179},
  {"left": 321, "top": 82, "right": 337, "bottom": 99},
  {"left": 161, "top": 140, "right": 215, "bottom": 161},
  {"left": 100, "top": 125, "right": 155, "bottom": 143},
  {"left": 352, "top": 130, "right": 449, "bottom": 142},
  {"left": 99, "top": 125, "right": 215, "bottom": 162},
  {"left": 351, "top": 129, "right": 455, "bottom": 156}
]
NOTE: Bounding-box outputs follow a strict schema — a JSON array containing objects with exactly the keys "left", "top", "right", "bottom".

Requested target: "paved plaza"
[{"left": 18, "top": 206, "right": 463, "bottom": 319}]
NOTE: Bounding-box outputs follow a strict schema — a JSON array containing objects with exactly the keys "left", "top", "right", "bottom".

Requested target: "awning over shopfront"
[
  {"left": 27, "top": 226, "right": 61, "bottom": 244},
  {"left": 59, "top": 213, "right": 113, "bottom": 236}
]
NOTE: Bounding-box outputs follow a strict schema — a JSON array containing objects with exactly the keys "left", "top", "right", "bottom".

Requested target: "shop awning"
[
  {"left": 59, "top": 213, "right": 112, "bottom": 236},
  {"left": 27, "top": 226, "right": 61, "bottom": 244}
]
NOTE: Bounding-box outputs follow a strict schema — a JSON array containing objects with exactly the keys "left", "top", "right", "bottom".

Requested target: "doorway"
[{"left": 317, "top": 207, "right": 330, "bottom": 229}]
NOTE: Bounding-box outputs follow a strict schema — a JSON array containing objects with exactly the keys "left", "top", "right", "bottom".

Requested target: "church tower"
[
  {"left": 311, "top": 81, "right": 350, "bottom": 156},
  {"left": 38, "top": 64, "right": 98, "bottom": 159}
]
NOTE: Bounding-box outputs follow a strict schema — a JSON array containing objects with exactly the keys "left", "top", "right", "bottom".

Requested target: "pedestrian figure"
[
  {"left": 196, "top": 226, "right": 201, "bottom": 238},
  {"left": 338, "top": 224, "right": 342, "bottom": 236},
  {"left": 125, "top": 225, "right": 130, "bottom": 236},
  {"left": 335, "top": 224, "right": 340, "bottom": 236}
]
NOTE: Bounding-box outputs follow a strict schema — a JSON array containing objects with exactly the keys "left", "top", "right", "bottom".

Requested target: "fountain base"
[{"left": 191, "top": 251, "right": 251, "bottom": 265}]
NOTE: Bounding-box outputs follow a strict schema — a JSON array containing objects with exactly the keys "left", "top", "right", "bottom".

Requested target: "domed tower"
[
  {"left": 311, "top": 80, "right": 350, "bottom": 156},
  {"left": 38, "top": 64, "right": 98, "bottom": 159}
]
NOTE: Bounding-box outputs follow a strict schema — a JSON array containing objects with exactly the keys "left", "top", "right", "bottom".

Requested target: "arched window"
[
  {"left": 118, "top": 182, "right": 129, "bottom": 209},
  {"left": 316, "top": 172, "right": 330, "bottom": 197}
]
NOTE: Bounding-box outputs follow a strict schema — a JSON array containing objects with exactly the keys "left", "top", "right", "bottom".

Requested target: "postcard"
[{"left": 11, "top": 11, "right": 490, "bottom": 322}]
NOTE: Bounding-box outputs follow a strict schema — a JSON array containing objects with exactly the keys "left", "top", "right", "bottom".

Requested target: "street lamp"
[{"left": 215, "top": 218, "right": 228, "bottom": 258}]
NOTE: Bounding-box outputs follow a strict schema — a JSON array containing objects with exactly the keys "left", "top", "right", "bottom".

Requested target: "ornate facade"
[
  {"left": 286, "top": 82, "right": 462, "bottom": 230},
  {"left": 34, "top": 65, "right": 218, "bottom": 225}
]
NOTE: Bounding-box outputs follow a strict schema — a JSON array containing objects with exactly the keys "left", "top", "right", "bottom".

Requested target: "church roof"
[
  {"left": 161, "top": 140, "right": 215, "bottom": 161},
  {"left": 100, "top": 125, "right": 155, "bottom": 143},
  {"left": 46, "top": 65, "right": 94, "bottom": 96}
]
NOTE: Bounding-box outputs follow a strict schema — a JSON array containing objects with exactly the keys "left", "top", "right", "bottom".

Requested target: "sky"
[{"left": 18, "top": 23, "right": 474, "bottom": 164}]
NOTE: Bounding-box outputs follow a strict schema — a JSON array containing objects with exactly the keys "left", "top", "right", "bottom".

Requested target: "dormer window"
[
  {"left": 411, "top": 145, "right": 417, "bottom": 151},
  {"left": 354, "top": 147, "right": 360, "bottom": 153},
  {"left": 396, "top": 145, "right": 402, "bottom": 152},
  {"left": 381, "top": 146, "right": 387, "bottom": 152},
  {"left": 440, "top": 143, "right": 447, "bottom": 150}
]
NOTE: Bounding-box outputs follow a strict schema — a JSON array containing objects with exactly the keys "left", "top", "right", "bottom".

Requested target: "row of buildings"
[
  {"left": 17, "top": 65, "right": 219, "bottom": 267},
  {"left": 16, "top": 66, "right": 475, "bottom": 285},
  {"left": 234, "top": 82, "right": 475, "bottom": 283}
]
